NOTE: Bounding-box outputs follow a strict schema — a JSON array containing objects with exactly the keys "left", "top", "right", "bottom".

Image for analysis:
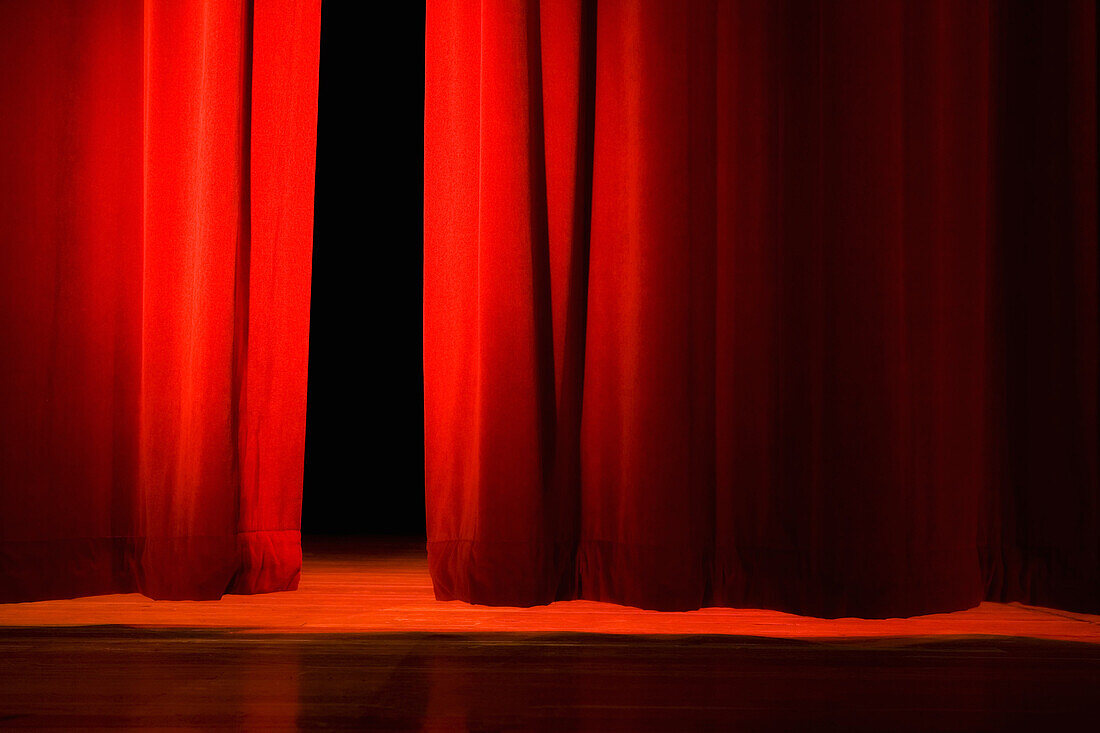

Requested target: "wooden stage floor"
[{"left": 2, "top": 538, "right": 1099, "bottom": 730}]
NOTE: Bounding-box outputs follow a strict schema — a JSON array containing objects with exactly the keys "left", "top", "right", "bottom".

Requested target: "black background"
[{"left": 303, "top": 2, "right": 426, "bottom": 536}]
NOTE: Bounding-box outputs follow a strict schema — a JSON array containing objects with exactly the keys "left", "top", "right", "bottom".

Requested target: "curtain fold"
[
  {"left": 0, "top": 0, "right": 320, "bottom": 602},
  {"left": 424, "top": 0, "right": 1100, "bottom": 617}
]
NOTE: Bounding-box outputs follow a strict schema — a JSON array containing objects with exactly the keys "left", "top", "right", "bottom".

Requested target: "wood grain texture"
[
  {"left": 1, "top": 539, "right": 1099, "bottom": 729},
  {"left": 2, "top": 538, "right": 1098, "bottom": 639}
]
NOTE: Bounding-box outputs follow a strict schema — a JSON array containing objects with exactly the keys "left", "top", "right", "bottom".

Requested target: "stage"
[{"left": 2, "top": 539, "right": 1099, "bottom": 729}]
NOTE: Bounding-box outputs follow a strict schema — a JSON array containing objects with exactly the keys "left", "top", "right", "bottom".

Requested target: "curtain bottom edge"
[
  {"left": 428, "top": 538, "right": 1099, "bottom": 619},
  {"left": 0, "top": 529, "right": 301, "bottom": 603}
]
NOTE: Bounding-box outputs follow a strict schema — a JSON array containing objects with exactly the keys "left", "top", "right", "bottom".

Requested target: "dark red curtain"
[
  {"left": 424, "top": 0, "right": 1099, "bottom": 617},
  {"left": 0, "top": 0, "right": 320, "bottom": 602}
]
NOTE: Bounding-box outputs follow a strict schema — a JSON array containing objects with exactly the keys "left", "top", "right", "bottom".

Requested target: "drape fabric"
[
  {"left": 0, "top": 0, "right": 320, "bottom": 602},
  {"left": 424, "top": 0, "right": 1100, "bottom": 617}
]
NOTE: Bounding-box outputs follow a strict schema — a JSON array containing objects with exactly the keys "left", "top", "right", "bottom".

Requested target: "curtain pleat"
[
  {"left": 424, "top": 0, "right": 1099, "bottom": 617},
  {"left": 0, "top": 0, "right": 320, "bottom": 602}
]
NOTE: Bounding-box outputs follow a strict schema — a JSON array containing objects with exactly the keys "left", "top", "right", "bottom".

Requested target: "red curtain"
[
  {"left": 0, "top": 0, "right": 320, "bottom": 602},
  {"left": 424, "top": 0, "right": 1099, "bottom": 617}
]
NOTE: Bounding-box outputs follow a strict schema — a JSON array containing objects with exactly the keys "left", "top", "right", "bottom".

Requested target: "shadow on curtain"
[{"left": 423, "top": 0, "right": 1099, "bottom": 618}]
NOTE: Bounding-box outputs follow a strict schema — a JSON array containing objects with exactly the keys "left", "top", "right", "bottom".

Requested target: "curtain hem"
[
  {"left": 430, "top": 538, "right": 997, "bottom": 619},
  {"left": 0, "top": 529, "right": 300, "bottom": 603}
]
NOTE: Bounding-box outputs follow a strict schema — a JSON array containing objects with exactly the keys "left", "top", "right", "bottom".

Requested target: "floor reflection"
[{"left": 2, "top": 628, "right": 1098, "bottom": 730}]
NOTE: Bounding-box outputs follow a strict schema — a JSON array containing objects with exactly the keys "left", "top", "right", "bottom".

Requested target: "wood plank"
[{"left": 1, "top": 538, "right": 1097, "bottom": 641}]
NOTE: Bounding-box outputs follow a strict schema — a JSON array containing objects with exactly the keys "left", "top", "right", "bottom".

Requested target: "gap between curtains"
[
  {"left": 424, "top": 0, "right": 1100, "bottom": 618},
  {"left": 0, "top": 0, "right": 320, "bottom": 602}
]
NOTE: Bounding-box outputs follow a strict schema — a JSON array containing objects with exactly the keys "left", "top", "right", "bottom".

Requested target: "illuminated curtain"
[
  {"left": 423, "top": 0, "right": 1099, "bottom": 617},
  {"left": 0, "top": 0, "right": 321, "bottom": 601}
]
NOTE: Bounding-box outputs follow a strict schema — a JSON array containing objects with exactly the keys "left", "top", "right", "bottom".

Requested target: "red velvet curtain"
[
  {"left": 0, "top": 0, "right": 320, "bottom": 602},
  {"left": 424, "top": 0, "right": 1099, "bottom": 617}
]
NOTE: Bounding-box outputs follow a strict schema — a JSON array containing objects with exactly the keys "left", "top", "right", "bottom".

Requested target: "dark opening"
[{"left": 303, "top": 3, "right": 427, "bottom": 537}]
